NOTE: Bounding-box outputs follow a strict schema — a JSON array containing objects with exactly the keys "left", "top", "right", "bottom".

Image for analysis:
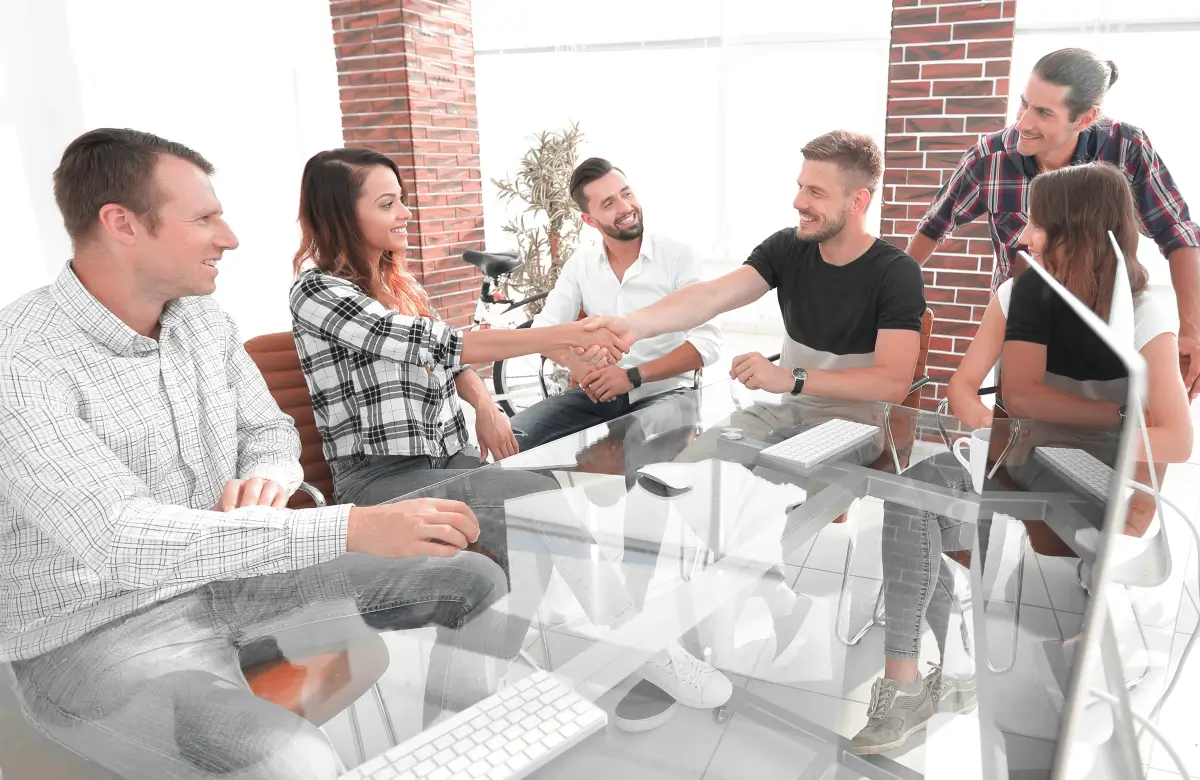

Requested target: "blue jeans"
[
  {"left": 508, "top": 388, "right": 688, "bottom": 451},
  {"left": 10, "top": 552, "right": 510, "bottom": 780}
]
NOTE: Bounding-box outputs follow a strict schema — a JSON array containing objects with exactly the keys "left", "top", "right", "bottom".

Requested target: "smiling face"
[
  {"left": 1014, "top": 74, "right": 1099, "bottom": 159},
  {"left": 356, "top": 165, "right": 413, "bottom": 258},
  {"left": 792, "top": 159, "right": 858, "bottom": 243},
  {"left": 131, "top": 155, "right": 239, "bottom": 298},
  {"left": 579, "top": 170, "right": 643, "bottom": 241}
]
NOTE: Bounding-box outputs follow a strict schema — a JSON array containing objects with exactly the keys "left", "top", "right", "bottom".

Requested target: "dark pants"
[{"left": 509, "top": 388, "right": 689, "bottom": 451}]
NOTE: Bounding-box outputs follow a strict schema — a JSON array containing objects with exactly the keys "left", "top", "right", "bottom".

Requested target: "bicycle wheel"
[{"left": 493, "top": 321, "right": 554, "bottom": 416}]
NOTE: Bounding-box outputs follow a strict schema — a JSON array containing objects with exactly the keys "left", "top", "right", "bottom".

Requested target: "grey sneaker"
[
  {"left": 849, "top": 674, "right": 936, "bottom": 756},
  {"left": 927, "top": 665, "right": 977, "bottom": 714}
]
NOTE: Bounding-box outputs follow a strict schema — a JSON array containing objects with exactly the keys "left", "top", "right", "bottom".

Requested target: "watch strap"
[{"left": 626, "top": 366, "right": 643, "bottom": 389}]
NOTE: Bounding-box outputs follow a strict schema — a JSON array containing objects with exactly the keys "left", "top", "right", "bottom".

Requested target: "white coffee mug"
[{"left": 952, "top": 428, "right": 992, "bottom": 494}]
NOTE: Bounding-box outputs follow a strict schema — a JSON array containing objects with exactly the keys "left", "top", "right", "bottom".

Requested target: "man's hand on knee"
[
  {"left": 347, "top": 499, "right": 481, "bottom": 558},
  {"left": 212, "top": 478, "right": 289, "bottom": 511}
]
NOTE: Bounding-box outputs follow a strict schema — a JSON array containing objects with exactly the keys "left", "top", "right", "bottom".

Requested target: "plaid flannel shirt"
[
  {"left": 917, "top": 117, "right": 1200, "bottom": 291},
  {"left": 289, "top": 269, "right": 471, "bottom": 463},
  {"left": 0, "top": 266, "right": 350, "bottom": 661}
]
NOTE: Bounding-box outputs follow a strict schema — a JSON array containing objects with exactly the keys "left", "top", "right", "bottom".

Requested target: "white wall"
[
  {"left": 473, "top": 0, "right": 893, "bottom": 335},
  {"left": 0, "top": 0, "right": 345, "bottom": 337}
]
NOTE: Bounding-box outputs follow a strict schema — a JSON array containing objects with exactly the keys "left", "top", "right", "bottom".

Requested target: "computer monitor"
[{"left": 982, "top": 247, "right": 1147, "bottom": 778}]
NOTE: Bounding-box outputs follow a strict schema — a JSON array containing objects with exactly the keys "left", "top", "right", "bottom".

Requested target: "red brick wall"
[
  {"left": 880, "top": 0, "right": 1018, "bottom": 410},
  {"left": 329, "top": 0, "right": 483, "bottom": 327}
]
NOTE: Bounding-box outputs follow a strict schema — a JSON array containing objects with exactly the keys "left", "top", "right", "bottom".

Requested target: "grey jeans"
[
  {"left": 881, "top": 452, "right": 974, "bottom": 662},
  {"left": 331, "top": 449, "right": 636, "bottom": 653},
  {"left": 9, "top": 552, "right": 510, "bottom": 780}
]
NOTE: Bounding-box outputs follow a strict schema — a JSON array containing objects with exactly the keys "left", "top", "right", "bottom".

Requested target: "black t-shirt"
[
  {"left": 744, "top": 228, "right": 925, "bottom": 357},
  {"left": 1004, "top": 270, "right": 1125, "bottom": 382}
]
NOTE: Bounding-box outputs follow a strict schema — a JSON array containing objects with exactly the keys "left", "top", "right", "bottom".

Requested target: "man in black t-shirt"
[{"left": 588, "top": 129, "right": 926, "bottom": 403}]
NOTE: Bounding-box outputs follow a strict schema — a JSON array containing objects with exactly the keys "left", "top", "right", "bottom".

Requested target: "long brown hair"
[
  {"left": 1027, "top": 161, "right": 1148, "bottom": 320},
  {"left": 293, "top": 148, "right": 431, "bottom": 317}
]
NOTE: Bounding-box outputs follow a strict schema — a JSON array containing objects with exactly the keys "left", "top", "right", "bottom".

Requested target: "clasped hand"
[{"left": 729, "top": 352, "right": 794, "bottom": 393}]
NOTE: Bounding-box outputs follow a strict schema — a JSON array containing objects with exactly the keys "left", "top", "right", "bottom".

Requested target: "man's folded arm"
[{"left": 0, "top": 403, "right": 349, "bottom": 591}]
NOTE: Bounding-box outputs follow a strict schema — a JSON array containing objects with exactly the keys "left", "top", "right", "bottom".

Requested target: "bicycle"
[{"left": 461, "top": 249, "right": 572, "bottom": 417}]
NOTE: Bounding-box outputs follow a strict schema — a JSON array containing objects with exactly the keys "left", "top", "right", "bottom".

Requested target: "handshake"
[{"left": 562, "top": 315, "right": 637, "bottom": 368}]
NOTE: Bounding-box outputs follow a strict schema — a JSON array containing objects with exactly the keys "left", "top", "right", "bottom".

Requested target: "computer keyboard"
[
  {"left": 1034, "top": 446, "right": 1115, "bottom": 502},
  {"left": 338, "top": 670, "right": 606, "bottom": 780},
  {"left": 758, "top": 418, "right": 880, "bottom": 471}
]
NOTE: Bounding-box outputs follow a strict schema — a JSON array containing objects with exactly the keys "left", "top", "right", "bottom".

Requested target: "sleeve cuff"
[
  {"left": 917, "top": 219, "right": 945, "bottom": 241},
  {"left": 1158, "top": 223, "right": 1200, "bottom": 256},
  {"left": 430, "top": 324, "right": 464, "bottom": 369},
  {"left": 287, "top": 504, "right": 352, "bottom": 569}
]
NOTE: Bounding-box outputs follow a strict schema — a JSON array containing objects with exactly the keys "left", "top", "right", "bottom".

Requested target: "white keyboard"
[
  {"left": 339, "top": 671, "right": 606, "bottom": 780},
  {"left": 1034, "top": 447, "right": 1115, "bottom": 502},
  {"left": 758, "top": 418, "right": 880, "bottom": 470}
]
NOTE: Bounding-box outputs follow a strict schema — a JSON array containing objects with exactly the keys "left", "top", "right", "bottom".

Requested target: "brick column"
[
  {"left": 329, "top": 0, "right": 483, "bottom": 327},
  {"left": 880, "top": 0, "right": 1017, "bottom": 409}
]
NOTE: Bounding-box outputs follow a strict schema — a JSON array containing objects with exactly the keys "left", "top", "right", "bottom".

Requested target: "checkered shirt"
[
  {"left": 289, "top": 269, "right": 471, "bottom": 463},
  {"left": 917, "top": 117, "right": 1200, "bottom": 291},
  {"left": 0, "top": 265, "right": 351, "bottom": 661}
]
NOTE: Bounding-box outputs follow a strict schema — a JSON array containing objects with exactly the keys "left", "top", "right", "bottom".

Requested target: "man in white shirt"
[
  {"left": 510, "top": 158, "right": 722, "bottom": 450},
  {"left": 0, "top": 128, "right": 510, "bottom": 779}
]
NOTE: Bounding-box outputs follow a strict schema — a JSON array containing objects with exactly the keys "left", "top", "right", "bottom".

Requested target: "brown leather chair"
[
  {"left": 241, "top": 332, "right": 397, "bottom": 760},
  {"left": 243, "top": 332, "right": 334, "bottom": 509}
]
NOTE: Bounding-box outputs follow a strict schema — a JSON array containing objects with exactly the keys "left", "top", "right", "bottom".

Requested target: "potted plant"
[{"left": 491, "top": 122, "right": 584, "bottom": 315}]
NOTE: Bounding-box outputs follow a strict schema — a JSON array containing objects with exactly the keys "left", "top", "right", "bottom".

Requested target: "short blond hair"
[{"left": 801, "top": 130, "right": 883, "bottom": 195}]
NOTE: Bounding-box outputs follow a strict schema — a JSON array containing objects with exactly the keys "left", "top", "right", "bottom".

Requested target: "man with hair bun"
[{"left": 908, "top": 48, "right": 1200, "bottom": 397}]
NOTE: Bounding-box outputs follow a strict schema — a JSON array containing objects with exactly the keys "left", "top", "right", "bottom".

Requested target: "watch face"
[{"left": 792, "top": 368, "right": 808, "bottom": 380}]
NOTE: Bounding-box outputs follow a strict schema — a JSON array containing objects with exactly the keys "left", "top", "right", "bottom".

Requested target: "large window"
[{"left": 474, "top": 0, "right": 892, "bottom": 333}]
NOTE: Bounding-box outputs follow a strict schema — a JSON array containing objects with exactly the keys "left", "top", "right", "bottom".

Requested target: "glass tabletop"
[
  {"left": 3, "top": 381, "right": 1187, "bottom": 780},
  {"left": 357, "top": 384, "right": 1009, "bottom": 780}
]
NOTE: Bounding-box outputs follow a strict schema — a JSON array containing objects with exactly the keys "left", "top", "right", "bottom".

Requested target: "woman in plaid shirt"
[{"left": 288, "top": 148, "right": 736, "bottom": 713}]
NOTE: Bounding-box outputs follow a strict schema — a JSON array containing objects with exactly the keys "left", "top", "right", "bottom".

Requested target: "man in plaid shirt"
[
  {"left": 0, "top": 129, "right": 512, "bottom": 779},
  {"left": 909, "top": 48, "right": 1200, "bottom": 396}
]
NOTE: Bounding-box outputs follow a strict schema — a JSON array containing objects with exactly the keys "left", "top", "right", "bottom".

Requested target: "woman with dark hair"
[
  {"left": 851, "top": 162, "right": 1191, "bottom": 757},
  {"left": 288, "top": 148, "right": 733, "bottom": 714}
]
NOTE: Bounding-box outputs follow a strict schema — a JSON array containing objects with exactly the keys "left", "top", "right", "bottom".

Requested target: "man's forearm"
[
  {"left": 453, "top": 368, "right": 495, "bottom": 411},
  {"left": 638, "top": 342, "right": 703, "bottom": 383},
  {"left": 803, "top": 367, "right": 913, "bottom": 404},
  {"left": 1167, "top": 246, "right": 1200, "bottom": 334},
  {"left": 906, "top": 232, "right": 938, "bottom": 266},
  {"left": 627, "top": 283, "right": 724, "bottom": 341}
]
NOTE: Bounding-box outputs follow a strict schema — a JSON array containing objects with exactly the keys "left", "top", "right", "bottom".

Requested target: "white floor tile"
[
  {"left": 1039, "top": 556, "right": 1089, "bottom": 615},
  {"left": 799, "top": 518, "right": 852, "bottom": 576},
  {"left": 1145, "top": 631, "right": 1200, "bottom": 774}
]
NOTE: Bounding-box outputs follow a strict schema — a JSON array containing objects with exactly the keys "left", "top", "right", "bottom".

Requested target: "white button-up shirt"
[
  {"left": 0, "top": 266, "right": 350, "bottom": 661},
  {"left": 532, "top": 233, "right": 722, "bottom": 403}
]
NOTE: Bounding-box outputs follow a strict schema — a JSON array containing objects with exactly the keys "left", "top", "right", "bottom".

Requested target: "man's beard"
[
  {"left": 796, "top": 209, "right": 847, "bottom": 244},
  {"left": 599, "top": 210, "right": 645, "bottom": 241}
]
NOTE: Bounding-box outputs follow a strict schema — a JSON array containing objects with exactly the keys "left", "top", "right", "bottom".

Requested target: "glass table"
[{"left": 2, "top": 382, "right": 1187, "bottom": 780}]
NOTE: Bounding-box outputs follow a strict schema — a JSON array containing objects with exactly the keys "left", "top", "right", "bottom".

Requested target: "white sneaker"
[{"left": 638, "top": 641, "right": 733, "bottom": 708}]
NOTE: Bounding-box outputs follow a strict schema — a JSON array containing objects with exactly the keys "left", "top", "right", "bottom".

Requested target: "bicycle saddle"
[{"left": 462, "top": 250, "right": 522, "bottom": 277}]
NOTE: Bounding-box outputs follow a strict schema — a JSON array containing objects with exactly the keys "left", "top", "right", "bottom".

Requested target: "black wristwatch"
[
  {"left": 790, "top": 367, "right": 808, "bottom": 396},
  {"left": 626, "top": 366, "right": 643, "bottom": 389}
]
